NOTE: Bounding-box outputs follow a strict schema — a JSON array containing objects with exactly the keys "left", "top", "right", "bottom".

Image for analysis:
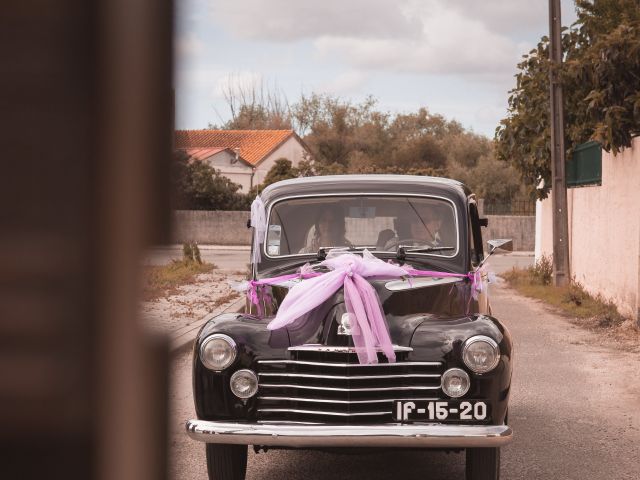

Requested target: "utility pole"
[{"left": 548, "top": 0, "right": 571, "bottom": 286}]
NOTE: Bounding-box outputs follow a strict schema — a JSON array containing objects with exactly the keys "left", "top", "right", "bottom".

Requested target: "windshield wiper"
[{"left": 396, "top": 245, "right": 455, "bottom": 260}]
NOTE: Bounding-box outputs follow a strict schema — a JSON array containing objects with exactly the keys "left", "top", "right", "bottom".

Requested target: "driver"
[
  {"left": 299, "top": 206, "right": 352, "bottom": 253},
  {"left": 419, "top": 209, "right": 444, "bottom": 246},
  {"left": 384, "top": 208, "right": 445, "bottom": 249}
]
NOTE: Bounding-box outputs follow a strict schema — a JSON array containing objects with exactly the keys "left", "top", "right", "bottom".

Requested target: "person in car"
[
  {"left": 383, "top": 208, "right": 447, "bottom": 250},
  {"left": 299, "top": 206, "right": 352, "bottom": 253}
]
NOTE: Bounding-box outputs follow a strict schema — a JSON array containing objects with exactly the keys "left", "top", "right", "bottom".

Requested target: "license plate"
[{"left": 393, "top": 400, "right": 489, "bottom": 422}]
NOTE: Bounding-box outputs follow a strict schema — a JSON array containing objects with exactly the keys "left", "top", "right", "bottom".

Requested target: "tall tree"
[{"left": 495, "top": 0, "right": 640, "bottom": 198}]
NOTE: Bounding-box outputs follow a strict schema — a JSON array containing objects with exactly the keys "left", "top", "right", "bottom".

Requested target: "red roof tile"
[
  {"left": 182, "top": 147, "right": 228, "bottom": 161},
  {"left": 175, "top": 130, "right": 295, "bottom": 166}
]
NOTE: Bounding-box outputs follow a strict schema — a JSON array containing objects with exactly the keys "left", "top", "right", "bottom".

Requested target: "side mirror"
[
  {"left": 487, "top": 238, "right": 513, "bottom": 254},
  {"left": 475, "top": 238, "right": 513, "bottom": 271}
]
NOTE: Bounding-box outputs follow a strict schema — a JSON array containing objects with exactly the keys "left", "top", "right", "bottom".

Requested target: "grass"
[
  {"left": 142, "top": 259, "right": 215, "bottom": 301},
  {"left": 502, "top": 255, "right": 639, "bottom": 349}
]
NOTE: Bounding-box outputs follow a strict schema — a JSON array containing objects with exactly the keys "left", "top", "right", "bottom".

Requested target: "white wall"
[
  {"left": 202, "top": 150, "right": 253, "bottom": 191},
  {"left": 536, "top": 137, "right": 640, "bottom": 320},
  {"left": 253, "top": 136, "right": 308, "bottom": 185}
]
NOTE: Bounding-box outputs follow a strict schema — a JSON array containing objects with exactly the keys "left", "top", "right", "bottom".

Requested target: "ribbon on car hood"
[{"left": 243, "top": 250, "right": 482, "bottom": 365}]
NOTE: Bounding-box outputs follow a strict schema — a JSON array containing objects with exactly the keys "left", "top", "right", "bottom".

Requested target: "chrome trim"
[
  {"left": 186, "top": 420, "right": 514, "bottom": 448},
  {"left": 258, "top": 384, "right": 439, "bottom": 392},
  {"left": 385, "top": 276, "right": 462, "bottom": 291},
  {"left": 262, "top": 193, "right": 461, "bottom": 261},
  {"left": 257, "top": 420, "right": 323, "bottom": 425},
  {"left": 258, "top": 396, "right": 439, "bottom": 404},
  {"left": 441, "top": 368, "right": 470, "bottom": 398},
  {"left": 258, "top": 372, "right": 440, "bottom": 380},
  {"left": 258, "top": 408, "right": 389, "bottom": 417},
  {"left": 199, "top": 334, "right": 237, "bottom": 372},
  {"left": 230, "top": 369, "right": 258, "bottom": 399},
  {"left": 462, "top": 335, "right": 500, "bottom": 374},
  {"left": 258, "top": 360, "right": 441, "bottom": 368},
  {"left": 287, "top": 344, "right": 413, "bottom": 353}
]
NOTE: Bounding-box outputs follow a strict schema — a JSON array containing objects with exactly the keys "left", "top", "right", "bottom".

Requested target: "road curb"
[{"left": 169, "top": 296, "right": 246, "bottom": 353}]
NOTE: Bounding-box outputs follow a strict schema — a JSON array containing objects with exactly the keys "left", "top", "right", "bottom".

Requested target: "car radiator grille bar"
[{"left": 256, "top": 349, "right": 443, "bottom": 424}]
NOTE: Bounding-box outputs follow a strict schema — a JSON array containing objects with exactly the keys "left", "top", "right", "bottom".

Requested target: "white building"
[{"left": 175, "top": 129, "right": 310, "bottom": 191}]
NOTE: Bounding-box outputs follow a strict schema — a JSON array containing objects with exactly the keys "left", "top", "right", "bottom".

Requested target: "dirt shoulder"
[
  {"left": 497, "top": 269, "right": 640, "bottom": 353},
  {"left": 140, "top": 267, "right": 244, "bottom": 335}
]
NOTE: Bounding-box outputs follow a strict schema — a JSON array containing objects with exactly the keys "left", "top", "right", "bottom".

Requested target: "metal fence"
[{"left": 482, "top": 199, "right": 536, "bottom": 216}]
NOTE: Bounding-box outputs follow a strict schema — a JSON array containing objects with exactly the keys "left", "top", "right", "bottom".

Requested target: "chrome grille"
[{"left": 256, "top": 346, "right": 443, "bottom": 424}]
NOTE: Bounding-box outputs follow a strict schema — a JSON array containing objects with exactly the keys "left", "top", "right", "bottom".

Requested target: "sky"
[{"left": 175, "top": 0, "right": 578, "bottom": 138}]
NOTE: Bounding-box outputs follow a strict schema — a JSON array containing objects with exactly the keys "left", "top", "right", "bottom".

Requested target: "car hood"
[{"left": 199, "top": 276, "right": 493, "bottom": 362}]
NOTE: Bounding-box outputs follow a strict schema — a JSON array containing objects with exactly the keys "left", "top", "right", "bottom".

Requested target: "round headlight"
[
  {"left": 441, "top": 368, "right": 470, "bottom": 398},
  {"left": 200, "top": 334, "right": 237, "bottom": 371},
  {"left": 230, "top": 369, "right": 258, "bottom": 399},
  {"left": 462, "top": 335, "right": 500, "bottom": 374}
]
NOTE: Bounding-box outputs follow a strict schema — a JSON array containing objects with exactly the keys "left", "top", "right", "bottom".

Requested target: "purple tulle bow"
[{"left": 247, "top": 250, "right": 479, "bottom": 365}]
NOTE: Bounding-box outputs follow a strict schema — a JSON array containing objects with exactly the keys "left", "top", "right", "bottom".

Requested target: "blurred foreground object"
[{"left": 0, "top": 1, "right": 173, "bottom": 479}]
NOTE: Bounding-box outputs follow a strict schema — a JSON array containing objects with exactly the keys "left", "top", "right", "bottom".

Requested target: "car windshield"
[{"left": 265, "top": 195, "right": 458, "bottom": 258}]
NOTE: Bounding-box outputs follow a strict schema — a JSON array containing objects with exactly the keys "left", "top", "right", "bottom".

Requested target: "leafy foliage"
[
  {"left": 212, "top": 86, "right": 526, "bottom": 203},
  {"left": 496, "top": 0, "right": 640, "bottom": 198},
  {"left": 171, "top": 151, "right": 251, "bottom": 210}
]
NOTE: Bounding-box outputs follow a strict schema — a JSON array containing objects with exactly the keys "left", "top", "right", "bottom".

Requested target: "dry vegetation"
[
  {"left": 142, "top": 259, "right": 215, "bottom": 301},
  {"left": 503, "top": 256, "right": 640, "bottom": 351}
]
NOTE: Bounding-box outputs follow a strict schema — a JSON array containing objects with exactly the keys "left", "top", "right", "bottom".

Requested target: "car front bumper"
[{"left": 185, "top": 420, "right": 513, "bottom": 448}]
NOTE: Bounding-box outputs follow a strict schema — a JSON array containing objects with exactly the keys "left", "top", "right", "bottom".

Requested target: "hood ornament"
[{"left": 337, "top": 313, "right": 352, "bottom": 336}]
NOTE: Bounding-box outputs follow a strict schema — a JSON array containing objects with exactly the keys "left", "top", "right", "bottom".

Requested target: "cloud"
[
  {"left": 209, "top": 0, "right": 420, "bottom": 41},
  {"left": 314, "top": 2, "right": 521, "bottom": 76},
  {"left": 319, "top": 71, "right": 368, "bottom": 95},
  {"left": 209, "top": 0, "right": 541, "bottom": 77},
  {"left": 443, "top": 0, "right": 548, "bottom": 36}
]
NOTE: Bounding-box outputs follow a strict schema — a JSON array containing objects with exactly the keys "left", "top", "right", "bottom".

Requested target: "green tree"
[
  {"left": 496, "top": 0, "right": 640, "bottom": 198},
  {"left": 172, "top": 151, "right": 250, "bottom": 210},
  {"left": 216, "top": 84, "right": 523, "bottom": 203}
]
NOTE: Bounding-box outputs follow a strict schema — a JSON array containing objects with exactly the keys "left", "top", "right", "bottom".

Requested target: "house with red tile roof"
[{"left": 175, "top": 129, "right": 310, "bottom": 191}]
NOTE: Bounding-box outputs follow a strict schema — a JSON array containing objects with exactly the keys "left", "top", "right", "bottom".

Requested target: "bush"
[
  {"left": 182, "top": 241, "right": 202, "bottom": 264},
  {"left": 172, "top": 151, "right": 252, "bottom": 210},
  {"left": 531, "top": 255, "right": 553, "bottom": 286}
]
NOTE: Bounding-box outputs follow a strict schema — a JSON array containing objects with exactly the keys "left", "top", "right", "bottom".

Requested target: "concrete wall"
[
  {"left": 171, "top": 210, "right": 251, "bottom": 245},
  {"left": 536, "top": 137, "right": 640, "bottom": 321},
  {"left": 484, "top": 215, "right": 535, "bottom": 251},
  {"left": 171, "top": 209, "right": 534, "bottom": 251}
]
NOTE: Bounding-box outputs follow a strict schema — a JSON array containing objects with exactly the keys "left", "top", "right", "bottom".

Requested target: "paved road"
[
  {"left": 144, "top": 246, "right": 250, "bottom": 271},
  {"left": 168, "top": 258, "right": 640, "bottom": 480},
  {"left": 145, "top": 246, "right": 529, "bottom": 274}
]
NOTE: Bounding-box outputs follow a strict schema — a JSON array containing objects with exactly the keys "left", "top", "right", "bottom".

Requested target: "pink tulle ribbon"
[{"left": 247, "top": 250, "right": 480, "bottom": 364}]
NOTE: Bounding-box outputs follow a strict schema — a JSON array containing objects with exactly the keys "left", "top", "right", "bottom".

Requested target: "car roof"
[{"left": 260, "top": 174, "right": 471, "bottom": 204}]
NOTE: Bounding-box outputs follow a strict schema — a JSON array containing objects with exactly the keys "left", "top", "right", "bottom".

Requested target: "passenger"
[
  {"left": 299, "top": 206, "right": 352, "bottom": 253},
  {"left": 376, "top": 229, "right": 396, "bottom": 251}
]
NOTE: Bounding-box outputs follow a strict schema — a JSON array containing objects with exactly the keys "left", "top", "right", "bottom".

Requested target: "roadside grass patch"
[
  {"left": 503, "top": 256, "right": 639, "bottom": 348},
  {"left": 143, "top": 258, "right": 215, "bottom": 301}
]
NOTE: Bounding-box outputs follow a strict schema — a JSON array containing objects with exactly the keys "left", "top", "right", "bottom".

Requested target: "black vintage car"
[{"left": 186, "top": 175, "right": 513, "bottom": 480}]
